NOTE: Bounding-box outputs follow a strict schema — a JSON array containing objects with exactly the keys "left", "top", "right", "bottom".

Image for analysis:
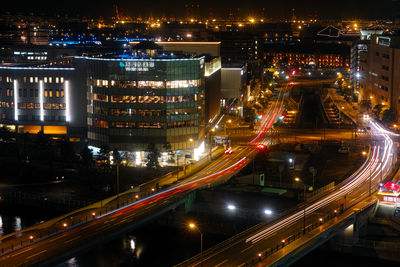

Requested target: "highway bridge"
[{"left": 176, "top": 120, "right": 398, "bottom": 267}]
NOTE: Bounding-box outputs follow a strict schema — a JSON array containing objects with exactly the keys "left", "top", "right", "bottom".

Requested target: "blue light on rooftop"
[{"left": 115, "top": 38, "right": 148, "bottom": 42}]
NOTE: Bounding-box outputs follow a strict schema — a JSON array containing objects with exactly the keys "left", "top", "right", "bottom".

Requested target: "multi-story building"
[
  {"left": 350, "top": 41, "right": 368, "bottom": 95},
  {"left": 0, "top": 41, "right": 221, "bottom": 161},
  {"left": 359, "top": 35, "right": 400, "bottom": 119},
  {"left": 76, "top": 54, "right": 206, "bottom": 152},
  {"left": 0, "top": 63, "right": 86, "bottom": 138},
  {"left": 265, "top": 43, "right": 350, "bottom": 69}
]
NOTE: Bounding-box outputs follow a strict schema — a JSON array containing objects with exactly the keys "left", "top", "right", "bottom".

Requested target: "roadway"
[
  {"left": 0, "top": 86, "right": 287, "bottom": 266},
  {"left": 176, "top": 120, "right": 397, "bottom": 266}
]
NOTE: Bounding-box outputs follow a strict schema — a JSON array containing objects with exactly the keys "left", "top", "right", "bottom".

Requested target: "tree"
[
  {"left": 382, "top": 109, "right": 397, "bottom": 125},
  {"left": 360, "top": 100, "right": 372, "bottom": 112},
  {"left": 373, "top": 104, "right": 383, "bottom": 118},
  {"left": 146, "top": 143, "right": 161, "bottom": 169},
  {"left": 112, "top": 148, "right": 121, "bottom": 165},
  {"left": 163, "top": 142, "right": 174, "bottom": 163},
  {"left": 80, "top": 146, "right": 93, "bottom": 167},
  {"left": 60, "top": 138, "right": 75, "bottom": 162},
  {"left": 0, "top": 127, "right": 13, "bottom": 143},
  {"left": 98, "top": 145, "right": 110, "bottom": 167},
  {"left": 163, "top": 142, "right": 172, "bottom": 152}
]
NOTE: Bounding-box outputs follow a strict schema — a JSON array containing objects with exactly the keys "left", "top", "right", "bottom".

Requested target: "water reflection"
[
  {"left": 14, "top": 216, "right": 22, "bottom": 232},
  {"left": 65, "top": 257, "right": 79, "bottom": 267},
  {"left": 0, "top": 216, "right": 3, "bottom": 236},
  {"left": 130, "top": 239, "right": 135, "bottom": 252},
  {"left": 126, "top": 236, "right": 143, "bottom": 259}
]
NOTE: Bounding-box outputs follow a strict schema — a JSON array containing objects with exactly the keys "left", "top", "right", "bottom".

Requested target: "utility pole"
[
  {"left": 176, "top": 153, "right": 179, "bottom": 181},
  {"left": 116, "top": 163, "right": 120, "bottom": 208}
]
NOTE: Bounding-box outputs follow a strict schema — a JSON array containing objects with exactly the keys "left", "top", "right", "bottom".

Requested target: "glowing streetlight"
[
  {"left": 264, "top": 209, "right": 273, "bottom": 215},
  {"left": 227, "top": 204, "right": 236, "bottom": 211},
  {"left": 295, "top": 178, "right": 307, "bottom": 234},
  {"left": 188, "top": 222, "right": 203, "bottom": 254}
]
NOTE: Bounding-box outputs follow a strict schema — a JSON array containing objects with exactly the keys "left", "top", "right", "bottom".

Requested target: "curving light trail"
[{"left": 245, "top": 120, "right": 395, "bottom": 244}]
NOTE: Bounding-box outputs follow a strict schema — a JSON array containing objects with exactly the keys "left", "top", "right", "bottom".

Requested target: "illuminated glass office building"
[
  {"left": 74, "top": 53, "right": 208, "bottom": 153},
  {"left": 0, "top": 41, "right": 221, "bottom": 162}
]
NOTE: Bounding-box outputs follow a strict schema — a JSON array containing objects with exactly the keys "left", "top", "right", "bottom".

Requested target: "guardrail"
[
  {"left": 0, "top": 148, "right": 226, "bottom": 259},
  {"left": 175, "top": 146, "right": 376, "bottom": 266},
  {"left": 244, "top": 199, "right": 378, "bottom": 267}
]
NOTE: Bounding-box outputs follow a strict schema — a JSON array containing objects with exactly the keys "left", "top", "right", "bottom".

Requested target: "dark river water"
[
  {"left": 0, "top": 203, "right": 228, "bottom": 267},
  {"left": 1, "top": 202, "right": 398, "bottom": 267}
]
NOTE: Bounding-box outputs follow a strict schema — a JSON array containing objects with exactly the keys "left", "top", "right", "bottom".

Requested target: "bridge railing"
[
  {"left": 0, "top": 148, "right": 226, "bottom": 259},
  {"left": 245, "top": 199, "right": 378, "bottom": 266},
  {"left": 175, "top": 146, "right": 377, "bottom": 266}
]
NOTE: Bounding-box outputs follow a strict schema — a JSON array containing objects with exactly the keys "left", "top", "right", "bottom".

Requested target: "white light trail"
[{"left": 246, "top": 120, "right": 395, "bottom": 244}]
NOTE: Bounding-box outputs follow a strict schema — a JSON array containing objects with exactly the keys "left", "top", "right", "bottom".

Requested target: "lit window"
[
  {"left": 60, "top": 77, "right": 64, "bottom": 83},
  {"left": 44, "top": 77, "right": 48, "bottom": 83},
  {"left": 44, "top": 90, "right": 48, "bottom": 97},
  {"left": 35, "top": 77, "right": 38, "bottom": 83},
  {"left": 49, "top": 90, "right": 53, "bottom": 97},
  {"left": 56, "top": 77, "right": 59, "bottom": 84},
  {"left": 49, "top": 77, "right": 52, "bottom": 83},
  {"left": 30, "top": 77, "right": 33, "bottom": 83}
]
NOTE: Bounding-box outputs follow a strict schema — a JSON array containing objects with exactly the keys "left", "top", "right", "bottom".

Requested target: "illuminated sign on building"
[
  {"left": 376, "top": 36, "right": 391, "bottom": 47},
  {"left": 121, "top": 61, "right": 156, "bottom": 72}
]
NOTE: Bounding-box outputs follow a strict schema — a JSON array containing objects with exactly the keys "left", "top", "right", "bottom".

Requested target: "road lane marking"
[
  {"left": 26, "top": 249, "right": 47, "bottom": 259},
  {"left": 49, "top": 234, "right": 66, "bottom": 242},
  {"left": 9, "top": 247, "right": 32, "bottom": 257},
  {"left": 240, "top": 245, "right": 253, "bottom": 253},
  {"left": 64, "top": 235, "right": 81, "bottom": 244},
  {"left": 215, "top": 259, "right": 228, "bottom": 267}
]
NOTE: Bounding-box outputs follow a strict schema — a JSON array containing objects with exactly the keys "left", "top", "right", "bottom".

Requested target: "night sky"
[{"left": 3, "top": 0, "right": 399, "bottom": 19}]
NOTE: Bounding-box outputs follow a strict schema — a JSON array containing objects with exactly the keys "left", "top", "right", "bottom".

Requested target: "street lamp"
[
  {"left": 295, "top": 177, "right": 307, "bottom": 234},
  {"left": 264, "top": 209, "right": 273, "bottom": 215},
  {"left": 227, "top": 204, "right": 236, "bottom": 211},
  {"left": 289, "top": 158, "right": 294, "bottom": 169},
  {"left": 188, "top": 222, "right": 203, "bottom": 255}
]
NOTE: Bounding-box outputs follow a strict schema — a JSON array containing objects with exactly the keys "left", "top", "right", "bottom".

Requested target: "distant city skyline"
[{"left": 2, "top": 0, "right": 399, "bottom": 20}]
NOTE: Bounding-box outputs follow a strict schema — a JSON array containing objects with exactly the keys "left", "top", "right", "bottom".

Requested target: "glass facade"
[{"left": 78, "top": 56, "right": 206, "bottom": 151}]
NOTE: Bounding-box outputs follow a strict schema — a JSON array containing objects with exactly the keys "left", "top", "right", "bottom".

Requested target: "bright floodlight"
[
  {"left": 227, "top": 204, "right": 236, "bottom": 210},
  {"left": 289, "top": 158, "right": 293, "bottom": 163},
  {"left": 264, "top": 209, "right": 272, "bottom": 215}
]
